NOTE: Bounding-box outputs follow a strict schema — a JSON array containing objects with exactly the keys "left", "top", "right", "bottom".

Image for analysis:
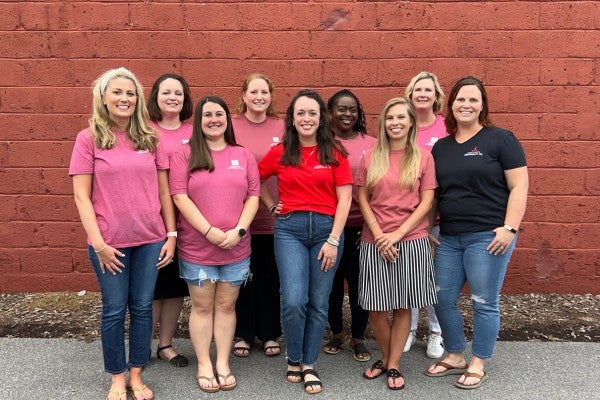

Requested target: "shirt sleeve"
[
  {"left": 68, "top": 130, "right": 95, "bottom": 176},
  {"left": 499, "top": 131, "right": 527, "bottom": 170},
  {"left": 258, "top": 144, "right": 281, "bottom": 180},
  {"left": 246, "top": 149, "right": 261, "bottom": 197},
  {"left": 154, "top": 141, "right": 170, "bottom": 170},
  {"left": 420, "top": 150, "right": 438, "bottom": 191},
  {"left": 355, "top": 150, "right": 370, "bottom": 187},
  {"left": 169, "top": 146, "right": 191, "bottom": 195},
  {"left": 333, "top": 152, "right": 354, "bottom": 186}
]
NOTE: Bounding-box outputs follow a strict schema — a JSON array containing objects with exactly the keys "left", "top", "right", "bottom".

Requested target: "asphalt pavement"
[{"left": 0, "top": 338, "right": 598, "bottom": 399}]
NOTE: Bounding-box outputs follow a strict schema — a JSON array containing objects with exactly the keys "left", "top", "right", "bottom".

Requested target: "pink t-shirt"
[
  {"left": 169, "top": 144, "right": 261, "bottom": 265},
  {"left": 356, "top": 148, "right": 437, "bottom": 243},
  {"left": 68, "top": 128, "right": 169, "bottom": 247},
  {"left": 151, "top": 121, "right": 193, "bottom": 162},
  {"left": 259, "top": 144, "right": 353, "bottom": 216},
  {"left": 232, "top": 115, "right": 284, "bottom": 234},
  {"left": 417, "top": 115, "right": 447, "bottom": 149},
  {"left": 417, "top": 115, "right": 447, "bottom": 226},
  {"left": 337, "top": 134, "right": 377, "bottom": 227}
]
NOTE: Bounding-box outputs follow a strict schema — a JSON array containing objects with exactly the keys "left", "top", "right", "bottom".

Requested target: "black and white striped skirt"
[{"left": 358, "top": 236, "right": 437, "bottom": 311}]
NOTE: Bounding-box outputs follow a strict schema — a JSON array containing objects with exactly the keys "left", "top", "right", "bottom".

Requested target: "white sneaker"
[
  {"left": 403, "top": 330, "right": 416, "bottom": 353},
  {"left": 426, "top": 333, "right": 444, "bottom": 359}
]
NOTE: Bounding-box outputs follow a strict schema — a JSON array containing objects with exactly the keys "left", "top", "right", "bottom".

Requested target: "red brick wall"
[{"left": 1, "top": 1, "right": 598, "bottom": 294}]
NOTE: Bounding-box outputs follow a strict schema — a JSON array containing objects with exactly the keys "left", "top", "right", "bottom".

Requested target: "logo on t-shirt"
[
  {"left": 425, "top": 137, "right": 439, "bottom": 147},
  {"left": 313, "top": 165, "right": 331, "bottom": 170},
  {"left": 271, "top": 137, "right": 280, "bottom": 147},
  {"left": 182, "top": 139, "right": 189, "bottom": 144},
  {"left": 464, "top": 147, "right": 483, "bottom": 157},
  {"left": 136, "top": 150, "right": 149, "bottom": 154},
  {"left": 228, "top": 159, "right": 244, "bottom": 170}
]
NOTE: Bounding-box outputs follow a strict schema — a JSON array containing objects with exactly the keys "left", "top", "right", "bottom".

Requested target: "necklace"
[{"left": 301, "top": 147, "right": 317, "bottom": 165}]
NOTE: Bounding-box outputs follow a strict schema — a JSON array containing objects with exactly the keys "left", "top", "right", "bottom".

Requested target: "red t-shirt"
[{"left": 258, "top": 144, "right": 353, "bottom": 216}]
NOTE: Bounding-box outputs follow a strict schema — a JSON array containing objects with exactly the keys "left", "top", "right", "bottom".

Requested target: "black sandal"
[
  {"left": 387, "top": 368, "right": 405, "bottom": 390},
  {"left": 302, "top": 368, "right": 323, "bottom": 394},
  {"left": 363, "top": 359, "right": 387, "bottom": 379},
  {"left": 323, "top": 337, "right": 343, "bottom": 354},
  {"left": 350, "top": 341, "right": 372, "bottom": 362},
  {"left": 157, "top": 344, "right": 189, "bottom": 367},
  {"left": 286, "top": 360, "right": 302, "bottom": 383}
]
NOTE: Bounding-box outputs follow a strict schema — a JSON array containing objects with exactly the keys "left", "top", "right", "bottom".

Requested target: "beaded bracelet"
[
  {"left": 94, "top": 245, "right": 107, "bottom": 253},
  {"left": 326, "top": 238, "right": 340, "bottom": 247}
]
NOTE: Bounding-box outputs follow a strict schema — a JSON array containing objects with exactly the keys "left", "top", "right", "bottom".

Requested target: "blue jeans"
[
  {"left": 89, "top": 241, "right": 163, "bottom": 374},
  {"left": 274, "top": 212, "right": 343, "bottom": 365},
  {"left": 433, "top": 231, "right": 516, "bottom": 359}
]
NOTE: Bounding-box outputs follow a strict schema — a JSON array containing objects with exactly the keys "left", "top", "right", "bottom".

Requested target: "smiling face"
[
  {"left": 102, "top": 77, "right": 137, "bottom": 128},
  {"left": 330, "top": 95, "right": 358, "bottom": 136},
  {"left": 243, "top": 78, "right": 271, "bottom": 117},
  {"left": 201, "top": 101, "right": 227, "bottom": 143},
  {"left": 157, "top": 78, "right": 184, "bottom": 118},
  {"left": 293, "top": 96, "right": 320, "bottom": 144},
  {"left": 411, "top": 78, "right": 436, "bottom": 112},
  {"left": 385, "top": 103, "right": 413, "bottom": 147},
  {"left": 452, "top": 84, "right": 483, "bottom": 127}
]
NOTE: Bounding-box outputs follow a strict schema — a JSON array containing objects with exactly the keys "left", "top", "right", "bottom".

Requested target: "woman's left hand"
[
  {"left": 218, "top": 229, "right": 242, "bottom": 250},
  {"left": 318, "top": 242, "right": 339, "bottom": 271},
  {"left": 375, "top": 233, "right": 398, "bottom": 261},
  {"left": 156, "top": 237, "right": 177, "bottom": 268},
  {"left": 487, "top": 227, "right": 515, "bottom": 255}
]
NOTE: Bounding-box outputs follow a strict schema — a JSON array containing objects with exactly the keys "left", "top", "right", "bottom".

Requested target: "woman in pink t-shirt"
[
  {"left": 69, "top": 68, "right": 177, "bottom": 400},
  {"left": 169, "top": 96, "right": 260, "bottom": 393},
  {"left": 403, "top": 71, "right": 448, "bottom": 359},
  {"left": 322, "top": 89, "right": 375, "bottom": 362},
  {"left": 231, "top": 73, "right": 284, "bottom": 358},
  {"left": 358, "top": 98, "right": 437, "bottom": 390},
  {"left": 147, "top": 73, "right": 194, "bottom": 369}
]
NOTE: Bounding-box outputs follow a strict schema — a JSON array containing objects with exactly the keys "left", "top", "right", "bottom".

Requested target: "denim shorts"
[{"left": 179, "top": 257, "right": 251, "bottom": 287}]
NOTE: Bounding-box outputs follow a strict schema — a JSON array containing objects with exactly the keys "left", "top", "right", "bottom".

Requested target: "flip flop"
[
  {"left": 263, "top": 340, "right": 281, "bottom": 356},
  {"left": 454, "top": 371, "right": 488, "bottom": 390},
  {"left": 425, "top": 361, "right": 468, "bottom": 377},
  {"left": 363, "top": 359, "right": 387, "bottom": 379},
  {"left": 387, "top": 368, "right": 405, "bottom": 390},
  {"left": 217, "top": 372, "right": 237, "bottom": 391},
  {"left": 197, "top": 375, "right": 220, "bottom": 393}
]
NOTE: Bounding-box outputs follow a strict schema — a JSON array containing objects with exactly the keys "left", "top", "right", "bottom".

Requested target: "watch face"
[{"left": 238, "top": 228, "right": 247, "bottom": 238}]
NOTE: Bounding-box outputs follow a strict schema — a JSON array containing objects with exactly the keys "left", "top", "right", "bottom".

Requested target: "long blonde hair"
[
  {"left": 366, "top": 97, "right": 421, "bottom": 193},
  {"left": 89, "top": 67, "right": 157, "bottom": 150}
]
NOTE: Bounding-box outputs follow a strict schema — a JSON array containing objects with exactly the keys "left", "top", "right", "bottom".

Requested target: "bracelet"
[
  {"left": 368, "top": 219, "right": 377, "bottom": 227},
  {"left": 94, "top": 245, "right": 107, "bottom": 253},
  {"left": 503, "top": 224, "right": 518, "bottom": 234},
  {"left": 166, "top": 231, "right": 177, "bottom": 238},
  {"left": 204, "top": 225, "right": 213, "bottom": 236},
  {"left": 269, "top": 204, "right": 277, "bottom": 214},
  {"left": 326, "top": 238, "right": 339, "bottom": 247},
  {"left": 328, "top": 233, "right": 340, "bottom": 242}
]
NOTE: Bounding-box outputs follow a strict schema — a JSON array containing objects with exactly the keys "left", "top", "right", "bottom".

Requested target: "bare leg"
[
  {"left": 156, "top": 297, "right": 185, "bottom": 359},
  {"left": 213, "top": 281, "right": 241, "bottom": 388},
  {"left": 387, "top": 308, "right": 410, "bottom": 389},
  {"left": 363, "top": 311, "right": 390, "bottom": 378},
  {"left": 188, "top": 283, "right": 219, "bottom": 391}
]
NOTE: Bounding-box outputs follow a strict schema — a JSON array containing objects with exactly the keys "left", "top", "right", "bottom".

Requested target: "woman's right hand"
[
  {"left": 95, "top": 245, "right": 125, "bottom": 275},
  {"left": 205, "top": 227, "right": 227, "bottom": 246}
]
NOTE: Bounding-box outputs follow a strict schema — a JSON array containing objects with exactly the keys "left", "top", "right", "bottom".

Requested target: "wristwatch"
[{"left": 237, "top": 227, "right": 247, "bottom": 238}]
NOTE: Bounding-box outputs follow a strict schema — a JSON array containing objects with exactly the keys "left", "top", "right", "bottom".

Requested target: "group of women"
[{"left": 70, "top": 67, "right": 528, "bottom": 400}]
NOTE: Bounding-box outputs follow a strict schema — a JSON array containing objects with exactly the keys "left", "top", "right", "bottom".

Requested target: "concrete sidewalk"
[{"left": 1, "top": 338, "right": 598, "bottom": 399}]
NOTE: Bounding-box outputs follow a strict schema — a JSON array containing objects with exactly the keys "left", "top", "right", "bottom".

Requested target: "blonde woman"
[
  {"left": 69, "top": 67, "right": 176, "bottom": 400},
  {"left": 358, "top": 98, "right": 437, "bottom": 390},
  {"left": 403, "top": 71, "right": 448, "bottom": 358}
]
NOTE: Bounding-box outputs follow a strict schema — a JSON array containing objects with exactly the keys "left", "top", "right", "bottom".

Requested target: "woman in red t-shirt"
[{"left": 258, "top": 89, "right": 353, "bottom": 394}]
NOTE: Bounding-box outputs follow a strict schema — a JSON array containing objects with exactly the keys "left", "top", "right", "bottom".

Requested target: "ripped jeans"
[
  {"left": 433, "top": 231, "right": 516, "bottom": 359},
  {"left": 179, "top": 257, "right": 251, "bottom": 287}
]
